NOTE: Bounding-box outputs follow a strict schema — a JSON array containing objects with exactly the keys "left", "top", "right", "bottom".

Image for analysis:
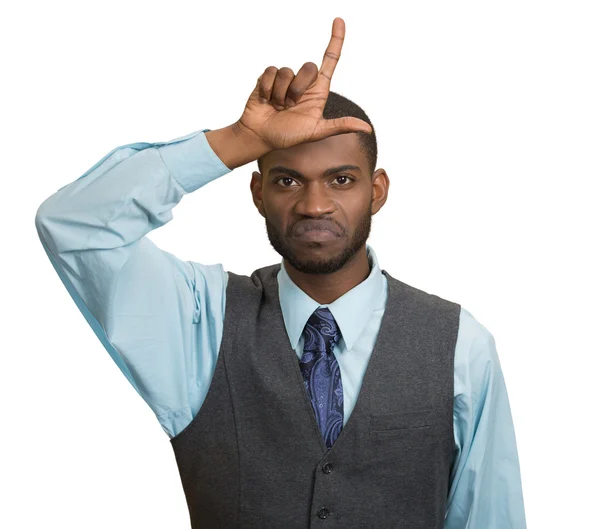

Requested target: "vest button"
[
  {"left": 322, "top": 463, "right": 333, "bottom": 474},
  {"left": 317, "top": 507, "right": 330, "bottom": 519}
]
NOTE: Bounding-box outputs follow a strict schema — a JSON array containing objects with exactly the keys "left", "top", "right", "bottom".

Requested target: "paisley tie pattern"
[{"left": 299, "top": 307, "right": 344, "bottom": 449}]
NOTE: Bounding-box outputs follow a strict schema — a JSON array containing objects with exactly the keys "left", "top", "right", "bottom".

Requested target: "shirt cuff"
[{"left": 157, "top": 129, "right": 232, "bottom": 193}]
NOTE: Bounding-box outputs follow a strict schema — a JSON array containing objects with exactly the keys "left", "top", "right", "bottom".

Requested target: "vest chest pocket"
[{"left": 369, "top": 408, "right": 447, "bottom": 437}]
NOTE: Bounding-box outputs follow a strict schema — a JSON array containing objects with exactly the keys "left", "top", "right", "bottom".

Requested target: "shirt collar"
[{"left": 276, "top": 243, "right": 386, "bottom": 352}]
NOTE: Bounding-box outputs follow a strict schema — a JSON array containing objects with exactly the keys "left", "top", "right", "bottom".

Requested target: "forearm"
[{"left": 35, "top": 129, "right": 230, "bottom": 254}]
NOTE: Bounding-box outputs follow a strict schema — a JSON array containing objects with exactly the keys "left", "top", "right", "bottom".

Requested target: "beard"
[{"left": 265, "top": 203, "right": 373, "bottom": 275}]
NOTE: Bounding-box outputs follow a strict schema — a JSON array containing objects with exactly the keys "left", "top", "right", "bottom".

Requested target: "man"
[{"left": 35, "top": 16, "right": 526, "bottom": 529}]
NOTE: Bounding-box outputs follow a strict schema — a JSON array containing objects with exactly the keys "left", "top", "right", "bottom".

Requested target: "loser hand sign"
[{"left": 236, "top": 17, "right": 373, "bottom": 152}]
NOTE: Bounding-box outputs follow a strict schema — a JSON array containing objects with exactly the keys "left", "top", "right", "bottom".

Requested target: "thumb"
[{"left": 314, "top": 116, "right": 373, "bottom": 141}]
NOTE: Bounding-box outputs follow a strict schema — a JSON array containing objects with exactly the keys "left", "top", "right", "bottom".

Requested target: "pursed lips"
[{"left": 292, "top": 220, "right": 342, "bottom": 237}]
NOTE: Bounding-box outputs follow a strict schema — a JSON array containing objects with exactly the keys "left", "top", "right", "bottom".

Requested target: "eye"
[
  {"left": 274, "top": 175, "right": 355, "bottom": 187},
  {"left": 275, "top": 177, "right": 299, "bottom": 187},
  {"left": 334, "top": 175, "right": 354, "bottom": 185}
]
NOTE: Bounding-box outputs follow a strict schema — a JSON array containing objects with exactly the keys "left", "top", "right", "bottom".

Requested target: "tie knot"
[{"left": 302, "top": 307, "right": 341, "bottom": 355}]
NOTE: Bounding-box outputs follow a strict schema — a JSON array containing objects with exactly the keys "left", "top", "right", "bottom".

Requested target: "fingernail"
[
  {"left": 260, "top": 97, "right": 268, "bottom": 104},
  {"left": 285, "top": 98, "right": 295, "bottom": 107}
]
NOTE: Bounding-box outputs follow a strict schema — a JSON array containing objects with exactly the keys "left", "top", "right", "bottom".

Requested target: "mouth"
[
  {"left": 293, "top": 229, "right": 340, "bottom": 242},
  {"left": 291, "top": 220, "right": 343, "bottom": 243}
]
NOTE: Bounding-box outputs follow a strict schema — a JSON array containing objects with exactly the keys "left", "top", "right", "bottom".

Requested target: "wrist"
[
  {"left": 205, "top": 122, "right": 271, "bottom": 171},
  {"left": 230, "top": 119, "right": 272, "bottom": 161}
]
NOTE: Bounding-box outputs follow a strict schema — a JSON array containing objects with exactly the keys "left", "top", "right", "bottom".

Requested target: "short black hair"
[{"left": 257, "top": 90, "right": 377, "bottom": 177}]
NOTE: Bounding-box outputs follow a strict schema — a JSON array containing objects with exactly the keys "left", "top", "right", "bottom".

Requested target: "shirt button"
[
  {"left": 317, "top": 507, "right": 330, "bottom": 519},
  {"left": 322, "top": 463, "right": 333, "bottom": 474}
]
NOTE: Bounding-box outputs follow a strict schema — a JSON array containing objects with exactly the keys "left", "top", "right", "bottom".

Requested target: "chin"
[{"left": 284, "top": 243, "right": 354, "bottom": 275}]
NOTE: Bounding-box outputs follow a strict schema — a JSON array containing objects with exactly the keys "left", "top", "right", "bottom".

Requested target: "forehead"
[{"left": 261, "top": 132, "right": 366, "bottom": 174}]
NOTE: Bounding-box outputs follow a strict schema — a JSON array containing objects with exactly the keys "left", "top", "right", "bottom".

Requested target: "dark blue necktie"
[{"left": 299, "top": 307, "right": 344, "bottom": 449}]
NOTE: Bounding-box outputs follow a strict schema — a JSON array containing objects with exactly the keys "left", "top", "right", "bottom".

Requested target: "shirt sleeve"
[
  {"left": 34, "top": 128, "right": 233, "bottom": 438},
  {"left": 446, "top": 308, "right": 527, "bottom": 528}
]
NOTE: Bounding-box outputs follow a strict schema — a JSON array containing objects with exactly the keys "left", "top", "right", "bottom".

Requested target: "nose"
[{"left": 294, "top": 181, "right": 336, "bottom": 217}]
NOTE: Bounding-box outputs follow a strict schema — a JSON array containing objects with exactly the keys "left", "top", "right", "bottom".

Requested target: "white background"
[{"left": 2, "top": 1, "right": 599, "bottom": 527}]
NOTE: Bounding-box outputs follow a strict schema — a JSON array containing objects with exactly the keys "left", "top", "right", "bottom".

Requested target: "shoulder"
[{"left": 384, "top": 271, "right": 462, "bottom": 321}]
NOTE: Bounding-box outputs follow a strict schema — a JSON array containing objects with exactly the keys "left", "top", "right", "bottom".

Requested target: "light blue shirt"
[{"left": 35, "top": 128, "right": 527, "bottom": 528}]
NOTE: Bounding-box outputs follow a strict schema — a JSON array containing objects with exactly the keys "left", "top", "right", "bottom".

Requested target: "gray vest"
[{"left": 170, "top": 263, "right": 460, "bottom": 528}]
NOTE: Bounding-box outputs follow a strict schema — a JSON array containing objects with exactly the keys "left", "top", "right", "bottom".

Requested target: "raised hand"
[{"left": 235, "top": 17, "right": 373, "bottom": 152}]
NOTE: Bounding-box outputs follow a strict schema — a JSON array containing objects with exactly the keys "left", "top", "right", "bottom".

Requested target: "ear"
[
  {"left": 250, "top": 171, "right": 266, "bottom": 218},
  {"left": 370, "top": 168, "right": 389, "bottom": 215}
]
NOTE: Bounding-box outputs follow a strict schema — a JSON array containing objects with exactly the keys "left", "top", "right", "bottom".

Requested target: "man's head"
[{"left": 250, "top": 91, "right": 389, "bottom": 275}]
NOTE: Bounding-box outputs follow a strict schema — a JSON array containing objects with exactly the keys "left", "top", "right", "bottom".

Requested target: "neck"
[{"left": 283, "top": 246, "right": 371, "bottom": 305}]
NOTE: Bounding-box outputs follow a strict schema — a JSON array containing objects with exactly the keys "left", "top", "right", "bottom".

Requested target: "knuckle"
[{"left": 278, "top": 67, "right": 294, "bottom": 77}]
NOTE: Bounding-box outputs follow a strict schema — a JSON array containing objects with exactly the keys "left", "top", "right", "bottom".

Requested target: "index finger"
[{"left": 319, "top": 17, "right": 346, "bottom": 83}]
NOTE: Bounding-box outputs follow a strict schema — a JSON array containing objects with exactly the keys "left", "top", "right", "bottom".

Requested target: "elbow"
[{"left": 34, "top": 198, "right": 55, "bottom": 245}]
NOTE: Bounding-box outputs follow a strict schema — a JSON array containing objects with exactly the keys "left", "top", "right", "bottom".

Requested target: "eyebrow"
[{"left": 268, "top": 164, "right": 362, "bottom": 179}]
